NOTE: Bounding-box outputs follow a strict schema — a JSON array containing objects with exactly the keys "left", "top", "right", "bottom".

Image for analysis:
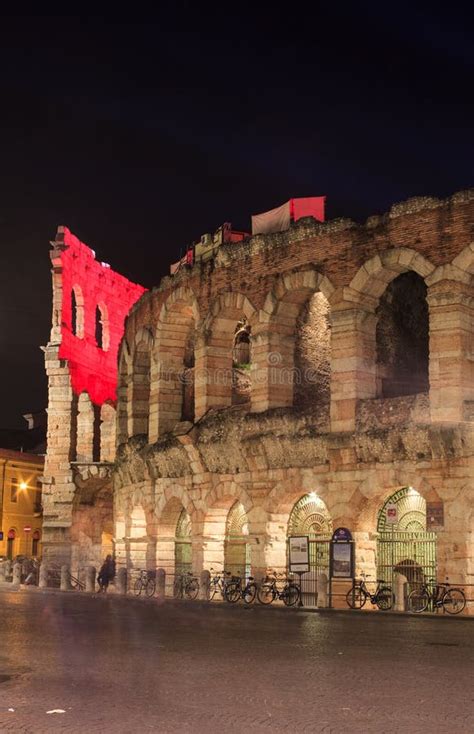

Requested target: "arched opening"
[
  {"left": 224, "top": 501, "right": 250, "bottom": 578},
  {"left": 375, "top": 272, "right": 429, "bottom": 398},
  {"left": 95, "top": 303, "right": 109, "bottom": 351},
  {"left": 232, "top": 318, "right": 252, "bottom": 407},
  {"left": 175, "top": 508, "right": 192, "bottom": 575},
  {"left": 71, "top": 285, "right": 84, "bottom": 338},
  {"left": 376, "top": 487, "right": 436, "bottom": 588},
  {"left": 130, "top": 342, "right": 151, "bottom": 438},
  {"left": 294, "top": 291, "right": 331, "bottom": 409},
  {"left": 287, "top": 493, "right": 333, "bottom": 576},
  {"left": 7, "top": 528, "right": 16, "bottom": 560}
]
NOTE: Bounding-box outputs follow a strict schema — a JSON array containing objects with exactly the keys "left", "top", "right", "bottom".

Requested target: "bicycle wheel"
[
  {"left": 209, "top": 582, "right": 218, "bottom": 601},
  {"left": 224, "top": 582, "right": 241, "bottom": 603},
  {"left": 173, "top": 579, "right": 182, "bottom": 599},
  {"left": 407, "top": 588, "right": 429, "bottom": 613},
  {"left": 133, "top": 579, "right": 143, "bottom": 596},
  {"left": 376, "top": 587, "right": 394, "bottom": 611},
  {"left": 243, "top": 582, "right": 257, "bottom": 604},
  {"left": 185, "top": 579, "right": 199, "bottom": 600},
  {"left": 282, "top": 584, "right": 300, "bottom": 607},
  {"left": 443, "top": 588, "right": 466, "bottom": 615},
  {"left": 346, "top": 585, "right": 367, "bottom": 609},
  {"left": 145, "top": 579, "right": 156, "bottom": 597},
  {"left": 257, "top": 584, "right": 275, "bottom": 605}
]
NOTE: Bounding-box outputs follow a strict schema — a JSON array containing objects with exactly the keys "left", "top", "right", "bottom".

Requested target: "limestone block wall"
[{"left": 114, "top": 189, "right": 474, "bottom": 588}]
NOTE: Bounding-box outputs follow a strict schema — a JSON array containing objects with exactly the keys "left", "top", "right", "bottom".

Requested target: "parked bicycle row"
[
  {"left": 132, "top": 568, "right": 302, "bottom": 606},
  {"left": 345, "top": 573, "right": 466, "bottom": 614}
]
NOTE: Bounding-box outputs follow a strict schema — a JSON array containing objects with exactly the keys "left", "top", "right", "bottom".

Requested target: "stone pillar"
[
  {"left": 0, "top": 562, "right": 6, "bottom": 583},
  {"left": 330, "top": 300, "right": 377, "bottom": 432},
  {"left": 12, "top": 562, "right": 22, "bottom": 586},
  {"left": 251, "top": 328, "right": 295, "bottom": 412},
  {"left": 39, "top": 563, "right": 48, "bottom": 588},
  {"left": 85, "top": 566, "right": 96, "bottom": 593},
  {"left": 194, "top": 335, "right": 232, "bottom": 420},
  {"left": 4, "top": 560, "right": 12, "bottom": 581},
  {"left": 76, "top": 392, "right": 95, "bottom": 462},
  {"left": 427, "top": 279, "right": 474, "bottom": 423},
  {"left": 60, "top": 565, "right": 71, "bottom": 591},
  {"left": 100, "top": 402, "right": 116, "bottom": 461},
  {"left": 41, "top": 345, "right": 78, "bottom": 567},
  {"left": 394, "top": 572, "right": 407, "bottom": 612},
  {"left": 200, "top": 569, "right": 210, "bottom": 601},
  {"left": 156, "top": 568, "right": 166, "bottom": 598},
  {"left": 116, "top": 567, "right": 127, "bottom": 595},
  {"left": 317, "top": 573, "right": 328, "bottom": 608}
]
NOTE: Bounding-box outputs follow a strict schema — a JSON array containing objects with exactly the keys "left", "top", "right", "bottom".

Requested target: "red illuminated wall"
[{"left": 54, "top": 227, "right": 146, "bottom": 406}]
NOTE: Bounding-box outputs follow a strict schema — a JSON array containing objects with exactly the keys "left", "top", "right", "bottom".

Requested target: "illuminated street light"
[{"left": 20, "top": 481, "right": 28, "bottom": 490}]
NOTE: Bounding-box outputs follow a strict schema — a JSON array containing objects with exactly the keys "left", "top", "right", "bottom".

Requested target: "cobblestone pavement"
[{"left": 0, "top": 589, "right": 473, "bottom": 733}]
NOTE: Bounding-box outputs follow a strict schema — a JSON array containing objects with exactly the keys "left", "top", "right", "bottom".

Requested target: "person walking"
[{"left": 97, "top": 554, "right": 116, "bottom": 592}]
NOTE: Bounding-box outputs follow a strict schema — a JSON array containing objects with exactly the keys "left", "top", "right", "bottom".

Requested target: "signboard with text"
[
  {"left": 330, "top": 527, "right": 355, "bottom": 579},
  {"left": 288, "top": 536, "right": 310, "bottom": 573}
]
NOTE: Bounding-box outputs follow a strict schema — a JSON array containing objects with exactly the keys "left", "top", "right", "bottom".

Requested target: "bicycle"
[
  {"left": 173, "top": 572, "right": 200, "bottom": 600},
  {"left": 224, "top": 575, "right": 258, "bottom": 604},
  {"left": 257, "top": 572, "right": 301, "bottom": 607},
  {"left": 133, "top": 569, "right": 156, "bottom": 597},
  {"left": 346, "top": 575, "right": 393, "bottom": 610},
  {"left": 208, "top": 568, "right": 233, "bottom": 601},
  {"left": 407, "top": 578, "right": 466, "bottom": 615}
]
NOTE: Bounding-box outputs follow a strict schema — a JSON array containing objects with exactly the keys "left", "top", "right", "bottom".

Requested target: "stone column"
[
  {"left": 194, "top": 334, "right": 232, "bottom": 420},
  {"left": 39, "top": 563, "right": 48, "bottom": 588},
  {"left": 330, "top": 299, "right": 377, "bottom": 432},
  {"left": 427, "top": 279, "right": 474, "bottom": 423},
  {"left": 60, "top": 565, "right": 72, "bottom": 591},
  {"left": 116, "top": 567, "right": 128, "bottom": 595},
  {"left": 85, "top": 566, "right": 96, "bottom": 593},
  {"left": 12, "top": 562, "right": 22, "bottom": 586},
  {"left": 251, "top": 328, "right": 295, "bottom": 412}
]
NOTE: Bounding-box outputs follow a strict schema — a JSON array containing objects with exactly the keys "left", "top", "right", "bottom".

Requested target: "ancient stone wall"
[{"left": 114, "top": 190, "right": 474, "bottom": 591}]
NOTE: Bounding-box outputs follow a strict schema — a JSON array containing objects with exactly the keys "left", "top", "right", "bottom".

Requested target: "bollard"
[
  {"left": 85, "top": 566, "right": 97, "bottom": 593},
  {"left": 4, "top": 560, "right": 12, "bottom": 581},
  {"left": 200, "top": 569, "right": 210, "bottom": 601},
  {"left": 116, "top": 567, "right": 127, "bottom": 595},
  {"left": 317, "top": 573, "right": 328, "bottom": 608},
  {"left": 0, "top": 562, "right": 6, "bottom": 583},
  {"left": 39, "top": 562, "right": 48, "bottom": 588},
  {"left": 156, "top": 568, "right": 166, "bottom": 598},
  {"left": 394, "top": 573, "right": 408, "bottom": 612},
  {"left": 12, "top": 562, "right": 22, "bottom": 586},
  {"left": 60, "top": 565, "right": 72, "bottom": 591}
]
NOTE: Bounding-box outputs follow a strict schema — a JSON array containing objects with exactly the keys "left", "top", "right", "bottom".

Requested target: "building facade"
[
  {"left": 42, "top": 192, "right": 474, "bottom": 596},
  {"left": 0, "top": 449, "right": 44, "bottom": 559}
]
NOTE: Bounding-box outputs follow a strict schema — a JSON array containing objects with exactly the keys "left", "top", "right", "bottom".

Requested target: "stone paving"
[{"left": 0, "top": 588, "right": 473, "bottom": 733}]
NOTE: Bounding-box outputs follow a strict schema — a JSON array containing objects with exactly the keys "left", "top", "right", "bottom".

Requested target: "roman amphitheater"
[{"left": 41, "top": 190, "right": 474, "bottom": 602}]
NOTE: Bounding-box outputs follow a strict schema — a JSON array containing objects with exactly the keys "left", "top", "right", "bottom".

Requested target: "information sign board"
[{"left": 288, "top": 536, "right": 310, "bottom": 573}]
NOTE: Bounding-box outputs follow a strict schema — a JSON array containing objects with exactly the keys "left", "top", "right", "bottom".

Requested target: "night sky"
[{"left": 0, "top": 7, "right": 472, "bottom": 428}]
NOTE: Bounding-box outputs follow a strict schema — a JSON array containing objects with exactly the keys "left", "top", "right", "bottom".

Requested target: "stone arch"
[
  {"left": 375, "top": 486, "right": 438, "bottom": 586},
  {"left": 253, "top": 268, "right": 335, "bottom": 411},
  {"left": 195, "top": 292, "right": 257, "bottom": 415},
  {"left": 451, "top": 243, "right": 474, "bottom": 279},
  {"left": 155, "top": 493, "right": 196, "bottom": 581},
  {"left": 264, "top": 479, "right": 331, "bottom": 573},
  {"left": 202, "top": 483, "right": 254, "bottom": 573},
  {"left": 129, "top": 327, "right": 153, "bottom": 439},
  {"left": 349, "top": 248, "right": 436, "bottom": 302},
  {"left": 152, "top": 287, "right": 200, "bottom": 438}
]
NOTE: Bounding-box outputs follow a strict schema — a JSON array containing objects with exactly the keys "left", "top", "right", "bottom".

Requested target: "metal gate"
[
  {"left": 377, "top": 530, "right": 437, "bottom": 588},
  {"left": 291, "top": 538, "right": 331, "bottom": 606}
]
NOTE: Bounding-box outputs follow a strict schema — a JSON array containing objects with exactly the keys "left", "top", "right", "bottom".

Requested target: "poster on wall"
[
  {"left": 330, "top": 527, "right": 355, "bottom": 579},
  {"left": 288, "top": 536, "right": 310, "bottom": 573}
]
